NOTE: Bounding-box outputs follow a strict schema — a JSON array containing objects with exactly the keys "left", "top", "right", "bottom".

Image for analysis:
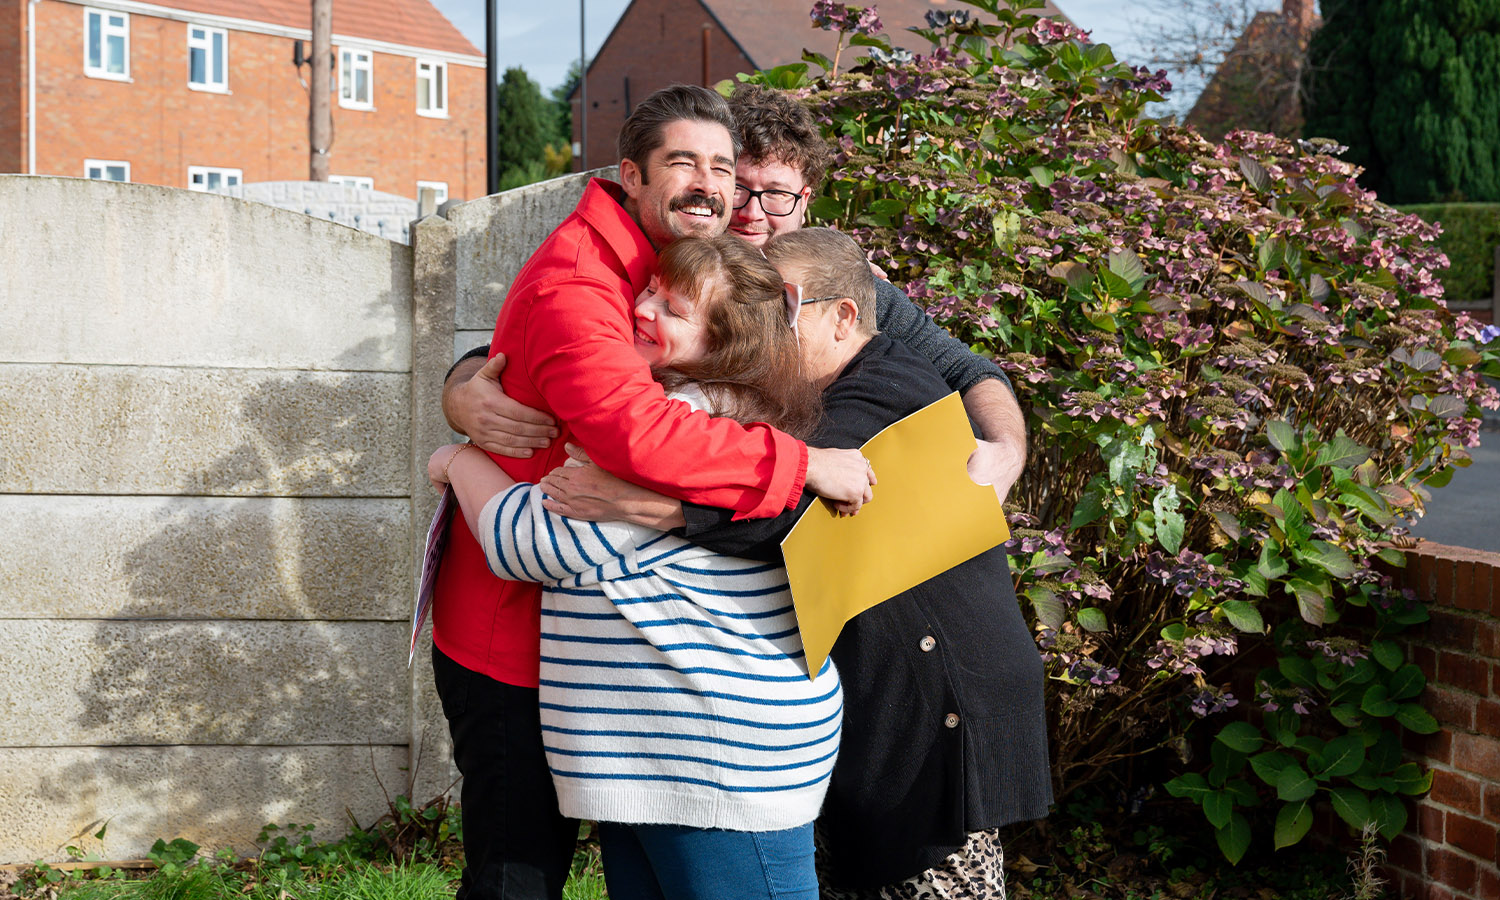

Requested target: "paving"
[{"left": 1407, "top": 415, "right": 1500, "bottom": 554}]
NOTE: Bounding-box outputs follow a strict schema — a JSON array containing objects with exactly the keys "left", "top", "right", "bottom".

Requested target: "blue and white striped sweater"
[{"left": 478, "top": 481, "right": 843, "bottom": 832}]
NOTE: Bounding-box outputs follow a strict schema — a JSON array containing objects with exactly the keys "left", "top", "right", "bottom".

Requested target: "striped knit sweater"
[{"left": 476, "top": 475, "right": 843, "bottom": 832}]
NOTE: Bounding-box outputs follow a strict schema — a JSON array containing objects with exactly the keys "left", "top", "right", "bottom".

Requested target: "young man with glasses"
[{"left": 448, "top": 84, "right": 1026, "bottom": 501}]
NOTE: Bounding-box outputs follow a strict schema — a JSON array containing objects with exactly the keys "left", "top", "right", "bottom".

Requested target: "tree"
[
  {"left": 549, "top": 59, "right": 584, "bottom": 153},
  {"left": 1304, "top": 0, "right": 1500, "bottom": 203},
  {"left": 494, "top": 67, "right": 552, "bottom": 185},
  {"left": 1135, "top": 0, "right": 1317, "bottom": 140}
]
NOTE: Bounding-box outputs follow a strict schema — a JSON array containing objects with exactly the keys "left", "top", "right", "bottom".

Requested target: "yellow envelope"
[{"left": 781, "top": 392, "right": 1011, "bottom": 679}]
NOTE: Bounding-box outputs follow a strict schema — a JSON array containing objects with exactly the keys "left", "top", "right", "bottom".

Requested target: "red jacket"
[{"left": 432, "top": 179, "right": 809, "bottom": 687}]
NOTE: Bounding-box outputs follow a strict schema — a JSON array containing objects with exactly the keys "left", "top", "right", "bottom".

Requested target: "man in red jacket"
[{"left": 429, "top": 84, "right": 871, "bottom": 900}]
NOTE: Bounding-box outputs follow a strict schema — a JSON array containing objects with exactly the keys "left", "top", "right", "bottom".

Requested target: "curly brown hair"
[
  {"left": 652, "top": 235, "right": 822, "bottom": 439},
  {"left": 729, "top": 84, "right": 830, "bottom": 193}
]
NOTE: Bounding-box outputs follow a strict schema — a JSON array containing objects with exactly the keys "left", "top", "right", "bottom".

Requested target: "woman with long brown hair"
[{"left": 430, "top": 234, "right": 837, "bottom": 900}]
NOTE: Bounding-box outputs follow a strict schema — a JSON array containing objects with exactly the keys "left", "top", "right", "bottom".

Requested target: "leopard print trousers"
[{"left": 817, "top": 828, "right": 1007, "bottom": 900}]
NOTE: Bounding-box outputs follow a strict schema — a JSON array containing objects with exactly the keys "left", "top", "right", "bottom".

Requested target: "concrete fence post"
[{"left": 408, "top": 213, "right": 459, "bottom": 802}]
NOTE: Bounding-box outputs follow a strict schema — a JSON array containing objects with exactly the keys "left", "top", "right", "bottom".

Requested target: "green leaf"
[
  {"left": 1317, "top": 735, "right": 1366, "bottom": 778},
  {"left": 1395, "top": 703, "right": 1439, "bottom": 734},
  {"left": 1314, "top": 433, "right": 1371, "bottom": 470},
  {"left": 1390, "top": 762, "right": 1433, "bottom": 795},
  {"left": 1329, "top": 787, "right": 1373, "bottom": 830},
  {"left": 1370, "top": 640, "right": 1403, "bottom": 671},
  {"left": 1289, "top": 578, "right": 1328, "bottom": 625},
  {"left": 1217, "top": 721, "right": 1264, "bottom": 754},
  {"left": 808, "top": 196, "right": 844, "bottom": 222},
  {"left": 1276, "top": 764, "right": 1317, "bottom": 801},
  {"left": 1387, "top": 664, "right": 1425, "bottom": 700},
  {"left": 1025, "top": 585, "right": 1065, "bottom": 630},
  {"left": 1203, "top": 790, "right": 1234, "bottom": 829},
  {"left": 1329, "top": 702, "right": 1362, "bottom": 727},
  {"left": 1216, "top": 812, "right": 1252, "bottom": 864},
  {"left": 1164, "top": 772, "right": 1213, "bottom": 800},
  {"left": 1360, "top": 684, "right": 1398, "bottom": 717},
  {"left": 1107, "top": 248, "right": 1148, "bottom": 292},
  {"left": 1239, "top": 156, "right": 1272, "bottom": 193},
  {"left": 1267, "top": 420, "right": 1298, "bottom": 453},
  {"left": 866, "top": 198, "right": 905, "bottom": 217},
  {"left": 1028, "top": 165, "right": 1056, "bottom": 187},
  {"left": 1274, "top": 799, "right": 1314, "bottom": 849},
  {"left": 1249, "top": 749, "right": 1297, "bottom": 786},
  {"left": 1153, "top": 484, "right": 1184, "bottom": 554},
  {"left": 1076, "top": 607, "right": 1108, "bottom": 633},
  {"left": 1097, "top": 267, "right": 1137, "bottom": 299},
  {"left": 1219, "top": 600, "right": 1264, "bottom": 633},
  {"left": 1071, "top": 481, "right": 1108, "bottom": 528},
  {"left": 1302, "top": 541, "right": 1357, "bottom": 579},
  {"left": 1279, "top": 655, "right": 1316, "bottom": 687},
  {"left": 1258, "top": 542, "right": 1290, "bottom": 580},
  {"left": 1370, "top": 792, "right": 1408, "bottom": 840}
]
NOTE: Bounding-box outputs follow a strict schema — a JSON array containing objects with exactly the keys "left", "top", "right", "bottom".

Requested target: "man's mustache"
[{"left": 669, "top": 193, "right": 725, "bottom": 216}]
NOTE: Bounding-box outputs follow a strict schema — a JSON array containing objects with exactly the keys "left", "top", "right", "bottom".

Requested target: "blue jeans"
[{"left": 599, "top": 822, "right": 818, "bottom": 900}]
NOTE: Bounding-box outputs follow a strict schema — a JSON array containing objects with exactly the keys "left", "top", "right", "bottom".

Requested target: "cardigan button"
[
  {"left": 944, "top": 713, "right": 960, "bottom": 728},
  {"left": 919, "top": 636, "right": 937, "bottom": 652}
]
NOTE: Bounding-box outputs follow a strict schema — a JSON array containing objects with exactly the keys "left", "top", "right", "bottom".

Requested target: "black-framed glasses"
[{"left": 733, "top": 185, "right": 803, "bottom": 216}]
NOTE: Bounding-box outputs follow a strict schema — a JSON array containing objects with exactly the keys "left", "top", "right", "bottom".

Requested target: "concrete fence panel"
[
  {"left": 0, "top": 176, "right": 420, "bottom": 861},
  {"left": 446, "top": 166, "right": 618, "bottom": 355}
]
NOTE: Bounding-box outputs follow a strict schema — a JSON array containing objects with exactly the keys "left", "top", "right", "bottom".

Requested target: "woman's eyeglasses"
[{"left": 733, "top": 186, "right": 802, "bottom": 217}]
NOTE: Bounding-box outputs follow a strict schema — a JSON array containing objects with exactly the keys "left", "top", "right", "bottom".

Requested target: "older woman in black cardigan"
[{"left": 540, "top": 228, "right": 1053, "bottom": 898}]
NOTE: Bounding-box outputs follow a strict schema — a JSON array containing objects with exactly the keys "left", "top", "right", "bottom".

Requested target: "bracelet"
[{"left": 442, "top": 443, "right": 477, "bottom": 482}]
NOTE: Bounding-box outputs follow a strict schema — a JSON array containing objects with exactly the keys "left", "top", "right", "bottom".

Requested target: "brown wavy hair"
[
  {"left": 651, "top": 235, "right": 822, "bottom": 440},
  {"left": 730, "top": 84, "right": 830, "bottom": 193}
]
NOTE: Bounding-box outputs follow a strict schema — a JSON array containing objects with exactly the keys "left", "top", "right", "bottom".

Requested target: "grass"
[{"left": 8, "top": 794, "right": 1386, "bottom": 900}]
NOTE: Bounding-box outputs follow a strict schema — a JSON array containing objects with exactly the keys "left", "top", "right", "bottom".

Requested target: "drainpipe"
[{"left": 28, "top": 0, "right": 41, "bottom": 173}]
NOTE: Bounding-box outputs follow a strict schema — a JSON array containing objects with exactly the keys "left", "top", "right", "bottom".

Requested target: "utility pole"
[
  {"left": 486, "top": 0, "right": 498, "bottom": 194},
  {"left": 579, "top": 0, "right": 587, "bottom": 171},
  {"left": 309, "top": 0, "right": 331, "bottom": 180}
]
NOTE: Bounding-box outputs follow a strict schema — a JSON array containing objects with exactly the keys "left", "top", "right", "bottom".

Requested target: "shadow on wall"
[{"left": 37, "top": 298, "right": 422, "bottom": 853}]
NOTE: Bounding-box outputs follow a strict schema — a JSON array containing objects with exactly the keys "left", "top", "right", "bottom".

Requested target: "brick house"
[
  {"left": 570, "top": 0, "right": 1068, "bottom": 169},
  {"left": 1185, "top": 0, "right": 1319, "bottom": 142},
  {"left": 0, "top": 0, "right": 486, "bottom": 202}
]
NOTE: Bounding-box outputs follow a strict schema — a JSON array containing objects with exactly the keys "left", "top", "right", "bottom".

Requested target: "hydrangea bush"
[{"left": 742, "top": 0, "right": 1500, "bottom": 862}]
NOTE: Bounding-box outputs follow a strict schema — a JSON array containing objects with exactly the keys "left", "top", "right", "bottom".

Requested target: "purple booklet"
[{"left": 410, "top": 486, "right": 455, "bottom": 667}]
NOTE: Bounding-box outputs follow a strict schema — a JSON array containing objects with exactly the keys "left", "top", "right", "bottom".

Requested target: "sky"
[{"left": 429, "top": 1, "right": 1184, "bottom": 95}]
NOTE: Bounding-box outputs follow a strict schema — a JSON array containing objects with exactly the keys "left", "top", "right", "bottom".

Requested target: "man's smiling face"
[
  {"left": 729, "top": 157, "right": 809, "bottom": 249},
  {"left": 621, "top": 119, "right": 736, "bottom": 249}
]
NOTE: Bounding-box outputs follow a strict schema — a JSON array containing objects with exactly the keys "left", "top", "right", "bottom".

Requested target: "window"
[
  {"left": 188, "top": 25, "right": 227, "bottom": 91},
  {"left": 84, "top": 159, "right": 130, "bottom": 182},
  {"left": 331, "top": 175, "right": 374, "bottom": 190},
  {"left": 416, "top": 181, "right": 449, "bottom": 205},
  {"left": 84, "top": 8, "right": 129, "bottom": 80},
  {"left": 339, "top": 48, "right": 373, "bottom": 109},
  {"left": 188, "top": 166, "right": 242, "bottom": 192},
  {"left": 416, "top": 60, "right": 447, "bottom": 117}
]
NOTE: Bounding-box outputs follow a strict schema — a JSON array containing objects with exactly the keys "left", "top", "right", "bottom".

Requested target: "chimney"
[{"left": 1283, "top": 0, "right": 1316, "bottom": 33}]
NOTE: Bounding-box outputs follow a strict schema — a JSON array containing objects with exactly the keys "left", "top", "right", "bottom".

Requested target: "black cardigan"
[{"left": 680, "top": 335, "right": 1053, "bottom": 888}]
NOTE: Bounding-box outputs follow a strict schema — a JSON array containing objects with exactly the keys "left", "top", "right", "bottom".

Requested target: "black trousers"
[{"left": 431, "top": 644, "right": 579, "bottom": 900}]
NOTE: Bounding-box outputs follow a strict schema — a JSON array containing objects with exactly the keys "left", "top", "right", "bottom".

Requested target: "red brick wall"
[
  {"left": 572, "top": 0, "right": 753, "bottom": 169},
  {"left": 1386, "top": 541, "right": 1500, "bottom": 900},
  {"left": 26, "top": 2, "right": 484, "bottom": 200},
  {"left": 0, "top": 0, "right": 25, "bottom": 172}
]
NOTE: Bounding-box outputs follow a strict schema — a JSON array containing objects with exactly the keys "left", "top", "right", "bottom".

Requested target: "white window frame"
[
  {"left": 331, "top": 175, "right": 374, "bottom": 190},
  {"left": 187, "top": 25, "right": 228, "bottom": 92},
  {"left": 84, "top": 159, "right": 130, "bottom": 182},
  {"left": 416, "top": 180, "right": 449, "bottom": 205},
  {"left": 187, "top": 166, "right": 242, "bottom": 193},
  {"left": 84, "top": 8, "right": 130, "bottom": 81},
  {"left": 338, "top": 47, "right": 374, "bottom": 110},
  {"left": 415, "top": 59, "right": 447, "bottom": 118}
]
